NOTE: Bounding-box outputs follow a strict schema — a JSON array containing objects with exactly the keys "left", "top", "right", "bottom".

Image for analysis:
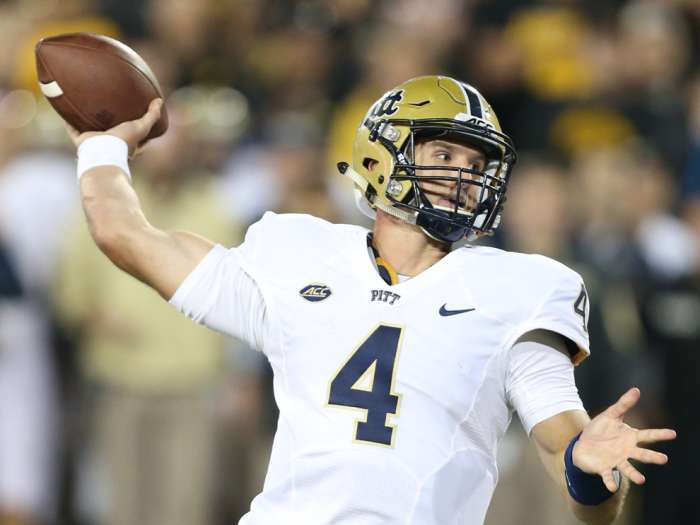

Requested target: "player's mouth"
[
  {"left": 419, "top": 182, "right": 474, "bottom": 214},
  {"left": 435, "top": 197, "right": 471, "bottom": 214}
]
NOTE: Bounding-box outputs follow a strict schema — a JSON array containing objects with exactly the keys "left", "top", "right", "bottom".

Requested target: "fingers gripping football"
[{"left": 68, "top": 99, "right": 163, "bottom": 156}]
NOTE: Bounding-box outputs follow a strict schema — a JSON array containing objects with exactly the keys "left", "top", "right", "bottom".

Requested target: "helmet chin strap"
[
  {"left": 412, "top": 190, "right": 472, "bottom": 243},
  {"left": 374, "top": 198, "right": 415, "bottom": 223},
  {"left": 415, "top": 208, "right": 468, "bottom": 243}
]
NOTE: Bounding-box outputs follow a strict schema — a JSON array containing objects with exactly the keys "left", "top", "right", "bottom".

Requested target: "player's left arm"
[
  {"left": 531, "top": 407, "right": 625, "bottom": 524},
  {"left": 527, "top": 333, "right": 676, "bottom": 524}
]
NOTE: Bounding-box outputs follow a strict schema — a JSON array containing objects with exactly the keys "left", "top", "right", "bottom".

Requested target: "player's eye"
[{"left": 435, "top": 151, "right": 451, "bottom": 162}]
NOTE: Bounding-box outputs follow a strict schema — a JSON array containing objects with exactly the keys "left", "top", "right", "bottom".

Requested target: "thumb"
[
  {"left": 65, "top": 123, "right": 80, "bottom": 141},
  {"left": 65, "top": 122, "right": 82, "bottom": 146},
  {"left": 125, "top": 98, "right": 163, "bottom": 155},
  {"left": 605, "top": 387, "right": 640, "bottom": 420},
  {"left": 137, "top": 98, "right": 163, "bottom": 132}
]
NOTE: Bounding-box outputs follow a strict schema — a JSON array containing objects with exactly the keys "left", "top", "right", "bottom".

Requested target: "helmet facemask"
[{"left": 372, "top": 118, "right": 516, "bottom": 243}]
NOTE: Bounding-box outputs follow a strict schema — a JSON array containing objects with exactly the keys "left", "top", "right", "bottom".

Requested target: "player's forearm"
[
  {"left": 568, "top": 478, "right": 628, "bottom": 524},
  {"left": 80, "top": 166, "right": 151, "bottom": 269},
  {"left": 79, "top": 165, "right": 214, "bottom": 299}
]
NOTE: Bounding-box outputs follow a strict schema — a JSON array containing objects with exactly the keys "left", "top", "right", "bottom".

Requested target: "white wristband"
[{"left": 77, "top": 135, "right": 131, "bottom": 181}]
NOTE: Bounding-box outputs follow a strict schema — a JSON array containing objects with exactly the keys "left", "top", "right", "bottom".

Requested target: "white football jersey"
[{"left": 170, "top": 213, "right": 590, "bottom": 524}]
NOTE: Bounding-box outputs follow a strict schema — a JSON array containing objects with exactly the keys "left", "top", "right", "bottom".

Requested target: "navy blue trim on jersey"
[{"left": 367, "top": 234, "right": 399, "bottom": 286}]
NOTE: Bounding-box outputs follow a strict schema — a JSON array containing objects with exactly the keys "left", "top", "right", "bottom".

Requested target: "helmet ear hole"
[{"left": 363, "top": 157, "right": 378, "bottom": 170}]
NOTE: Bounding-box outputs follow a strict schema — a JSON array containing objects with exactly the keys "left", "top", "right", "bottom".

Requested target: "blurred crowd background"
[{"left": 0, "top": 0, "right": 698, "bottom": 524}]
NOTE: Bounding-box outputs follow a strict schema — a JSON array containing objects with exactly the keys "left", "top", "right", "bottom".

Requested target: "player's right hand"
[{"left": 66, "top": 98, "right": 163, "bottom": 157}]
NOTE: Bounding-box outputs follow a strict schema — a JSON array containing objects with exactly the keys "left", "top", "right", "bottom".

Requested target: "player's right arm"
[{"left": 68, "top": 99, "right": 213, "bottom": 300}]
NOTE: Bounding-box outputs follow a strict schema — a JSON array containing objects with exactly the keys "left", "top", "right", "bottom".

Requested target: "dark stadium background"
[{"left": 0, "top": 1, "right": 698, "bottom": 524}]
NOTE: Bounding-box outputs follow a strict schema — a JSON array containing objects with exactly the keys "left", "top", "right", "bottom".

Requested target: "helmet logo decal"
[
  {"left": 459, "top": 82, "right": 483, "bottom": 118},
  {"left": 465, "top": 116, "right": 495, "bottom": 130},
  {"left": 299, "top": 284, "right": 332, "bottom": 302},
  {"left": 370, "top": 90, "right": 404, "bottom": 118}
]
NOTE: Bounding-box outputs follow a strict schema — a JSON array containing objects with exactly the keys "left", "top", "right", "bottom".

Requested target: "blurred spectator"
[
  {"left": 636, "top": 206, "right": 700, "bottom": 525},
  {"left": 146, "top": 0, "right": 210, "bottom": 79},
  {"left": 614, "top": 0, "right": 692, "bottom": 170},
  {"left": 681, "top": 74, "right": 700, "bottom": 198},
  {"left": 505, "top": 4, "right": 599, "bottom": 101},
  {"left": 500, "top": 157, "right": 573, "bottom": 258},
  {"left": 265, "top": 112, "right": 340, "bottom": 221},
  {"left": 634, "top": 66, "right": 700, "bottom": 525},
  {"left": 0, "top": 238, "right": 22, "bottom": 299},
  {"left": 0, "top": 99, "right": 75, "bottom": 525},
  {"left": 568, "top": 146, "right": 664, "bottom": 408},
  {"left": 220, "top": 110, "right": 340, "bottom": 226}
]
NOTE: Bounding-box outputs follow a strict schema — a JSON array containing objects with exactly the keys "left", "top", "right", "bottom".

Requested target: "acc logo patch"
[{"left": 299, "top": 284, "right": 332, "bottom": 302}]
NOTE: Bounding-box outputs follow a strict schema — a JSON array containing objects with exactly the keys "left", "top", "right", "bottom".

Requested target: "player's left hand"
[{"left": 572, "top": 387, "right": 676, "bottom": 492}]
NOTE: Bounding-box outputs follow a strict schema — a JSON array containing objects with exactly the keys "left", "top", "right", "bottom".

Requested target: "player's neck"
[{"left": 372, "top": 210, "right": 450, "bottom": 277}]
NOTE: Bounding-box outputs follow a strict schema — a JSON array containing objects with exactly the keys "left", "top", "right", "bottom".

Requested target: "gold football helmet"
[{"left": 338, "top": 75, "right": 517, "bottom": 243}]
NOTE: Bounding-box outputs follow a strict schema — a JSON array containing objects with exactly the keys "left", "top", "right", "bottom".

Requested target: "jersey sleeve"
[
  {"left": 169, "top": 212, "right": 341, "bottom": 356},
  {"left": 168, "top": 244, "right": 269, "bottom": 352},
  {"left": 506, "top": 339, "right": 586, "bottom": 435},
  {"left": 509, "top": 264, "right": 590, "bottom": 365}
]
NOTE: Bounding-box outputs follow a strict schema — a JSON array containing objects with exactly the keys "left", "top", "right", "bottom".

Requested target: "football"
[{"left": 35, "top": 33, "right": 168, "bottom": 140}]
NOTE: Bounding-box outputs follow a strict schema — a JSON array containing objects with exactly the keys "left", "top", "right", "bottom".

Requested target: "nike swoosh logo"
[{"left": 439, "top": 304, "right": 476, "bottom": 317}]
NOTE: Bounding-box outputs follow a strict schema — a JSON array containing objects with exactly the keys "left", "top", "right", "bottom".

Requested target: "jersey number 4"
[{"left": 328, "top": 324, "right": 403, "bottom": 446}]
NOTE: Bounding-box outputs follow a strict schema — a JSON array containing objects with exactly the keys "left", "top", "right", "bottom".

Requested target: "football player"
[{"left": 67, "top": 76, "right": 675, "bottom": 524}]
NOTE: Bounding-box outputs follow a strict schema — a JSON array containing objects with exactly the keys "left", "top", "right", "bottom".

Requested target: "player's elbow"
[
  {"left": 82, "top": 191, "right": 139, "bottom": 246},
  {"left": 83, "top": 201, "right": 136, "bottom": 259},
  {"left": 89, "top": 218, "right": 131, "bottom": 259}
]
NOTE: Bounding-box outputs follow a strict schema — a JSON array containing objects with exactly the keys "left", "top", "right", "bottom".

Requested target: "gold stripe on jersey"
[{"left": 367, "top": 233, "right": 399, "bottom": 286}]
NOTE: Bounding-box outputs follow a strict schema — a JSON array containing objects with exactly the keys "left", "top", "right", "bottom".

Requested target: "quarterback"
[{"left": 68, "top": 76, "right": 675, "bottom": 524}]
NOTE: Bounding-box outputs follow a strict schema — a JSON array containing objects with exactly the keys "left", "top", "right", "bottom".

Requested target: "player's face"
[{"left": 413, "top": 139, "right": 487, "bottom": 214}]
